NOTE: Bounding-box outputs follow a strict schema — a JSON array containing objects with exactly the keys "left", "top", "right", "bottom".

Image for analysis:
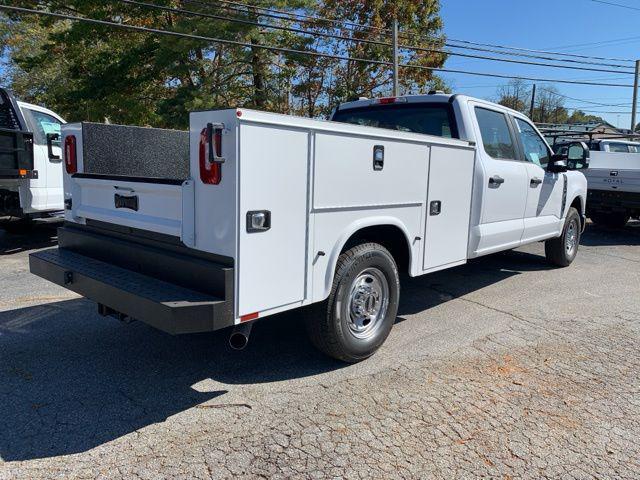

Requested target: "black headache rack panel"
[
  {"left": 29, "top": 224, "right": 235, "bottom": 334},
  {"left": 0, "top": 89, "right": 35, "bottom": 178},
  {"left": 81, "top": 122, "right": 190, "bottom": 181}
]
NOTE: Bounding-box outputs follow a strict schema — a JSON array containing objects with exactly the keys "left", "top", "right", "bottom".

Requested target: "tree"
[
  {"left": 0, "top": 0, "right": 448, "bottom": 126},
  {"left": 531, "top": 85, "right": 568, "bottom": 124},
  {"left": 495, "top": 79, "right": 531, "bottom": 113},
  {"left": 567, "top": 110, "right": 606, "bottom": 125}
]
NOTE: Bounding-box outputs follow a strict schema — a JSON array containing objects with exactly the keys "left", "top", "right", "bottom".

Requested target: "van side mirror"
[{"left": 547, "top": 153, "right": 568, "bottom": 173}]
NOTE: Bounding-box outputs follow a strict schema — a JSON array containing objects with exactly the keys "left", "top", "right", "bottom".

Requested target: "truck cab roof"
[
  {"left": 335, "top": 93, "right": 458, "bottom": 112},
  {"left": 17, "top": 100, "right": 65, "bottom": 124}
]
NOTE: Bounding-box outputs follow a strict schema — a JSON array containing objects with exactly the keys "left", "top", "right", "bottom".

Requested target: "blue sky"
[{"left": 439, "top": 0, "right": 640, "bottom": 128}]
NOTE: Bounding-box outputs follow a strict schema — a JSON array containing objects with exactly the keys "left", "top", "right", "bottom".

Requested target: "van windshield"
[{"left": 332, "top": 103, "right": 458, "bottom": 139}]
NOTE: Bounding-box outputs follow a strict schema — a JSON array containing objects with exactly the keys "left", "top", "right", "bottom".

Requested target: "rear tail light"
[
  {"left": 64, "top": 135, "right": 77, "bottom": 174},
  {"left": 199, "top": 123, "right": 224, "bottom": 185}
]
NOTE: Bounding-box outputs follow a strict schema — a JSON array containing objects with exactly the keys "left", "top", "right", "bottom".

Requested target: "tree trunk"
[{"left": 250, "top": 39, "right": 266, "bottom": 109}]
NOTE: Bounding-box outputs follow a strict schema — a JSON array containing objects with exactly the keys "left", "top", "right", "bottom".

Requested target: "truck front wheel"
[
  {"left": 306, "top": 242, "right": 400, "bottom": 363},
  {"left": 545, "top": 207, "right": 581, "bottom": 267}
]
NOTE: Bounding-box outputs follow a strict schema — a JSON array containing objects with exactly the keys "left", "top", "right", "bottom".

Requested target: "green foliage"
[
  {"left": 0, "top": 0, "right": 446, "bottom": 127},
  {"left": 567, "top": 110, "right": 606, "bottom": 125}
]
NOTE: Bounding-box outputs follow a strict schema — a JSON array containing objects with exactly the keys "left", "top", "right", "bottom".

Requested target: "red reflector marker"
[
  {"left": 64, "top": 135, "right": 77, "bottom": 174},
  {"left": 240, "top": 312, "right": 259, "bottom": 322}
]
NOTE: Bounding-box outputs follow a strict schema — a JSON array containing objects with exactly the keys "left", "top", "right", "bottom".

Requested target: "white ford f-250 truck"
[
  {"left": 0, "top": 88, "right": 65, "bottom": 229},
  {"left": 29, "top": 93, "right": 587, "bottom": 362}
]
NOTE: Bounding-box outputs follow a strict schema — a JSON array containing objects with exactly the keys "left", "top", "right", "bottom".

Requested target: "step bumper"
[{"left": 30, "top": 248, "right": 233, "bottom": 334}]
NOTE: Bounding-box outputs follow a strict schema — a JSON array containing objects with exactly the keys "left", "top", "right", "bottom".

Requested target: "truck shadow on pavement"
[
  {"left": 0, "top": 249, "right": 554, "bottom": 461},
  {"left": 579, "top": 220, "right": 640, "bottom": 247},
  {"left": 0, "top": 222, "right": 59, "bottom": 255}
]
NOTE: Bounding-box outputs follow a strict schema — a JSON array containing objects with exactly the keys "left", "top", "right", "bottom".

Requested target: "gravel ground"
[{"left": 0, "top": 221, "right": 639, "bottom": 479}]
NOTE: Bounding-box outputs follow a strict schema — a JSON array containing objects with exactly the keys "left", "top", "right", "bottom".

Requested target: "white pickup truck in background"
[
  {"left": 555, "top": 139, "right": 640, "bottom": 228},
  {"left": 0, "top": 88, "right": 65, "bottom": 230},
  {"left": 29, "top": 93, "right": 587, "bottom": 362}
]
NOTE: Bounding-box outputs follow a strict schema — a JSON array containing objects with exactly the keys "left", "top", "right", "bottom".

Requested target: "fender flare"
[{"left": 318, "top": 216, "right": 414, "bottom": 302}]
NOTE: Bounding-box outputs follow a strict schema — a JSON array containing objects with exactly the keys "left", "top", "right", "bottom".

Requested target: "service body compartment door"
[
  {"left": 423, "top": 146, "right": 475, "bottom": 272},
  {"left": 237, "top": 123, "right": 309, "bottom": 317}
]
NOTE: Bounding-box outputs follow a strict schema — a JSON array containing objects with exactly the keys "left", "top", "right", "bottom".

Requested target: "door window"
[
  {"left": 22, "top": 109, "right": 62, "bottom": 146},
  {"left": 474, "top": 107, "right": 517, "bottom": 160},
  {"left": 514, "top": 118, "right": 550, "bottom": 168},
  {"left": 607, "top": 142, "right": 631, "bottom": 153}
]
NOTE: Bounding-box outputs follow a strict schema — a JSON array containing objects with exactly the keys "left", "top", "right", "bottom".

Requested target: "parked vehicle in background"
[
  {"left": 554, "top": 139, "right": 640, "bottom": 228},
  {"left": 0, "top": 88, "right": 65, "bottom": 231},
  {"left": 30, "top": 93, "right": 587, "bottom": 362}
]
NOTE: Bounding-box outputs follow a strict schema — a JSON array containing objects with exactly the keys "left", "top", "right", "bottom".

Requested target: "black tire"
[
  {"left": 590, "top": 212, "right": 629, "bottom": 229},
  {"left": 306, "top": 242, "right": 400, "bottom": 363},
  {"left": 545, "top": 207, "right": 581, "bottom": 267}
]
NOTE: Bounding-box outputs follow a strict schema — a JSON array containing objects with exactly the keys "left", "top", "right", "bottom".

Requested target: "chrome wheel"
[
  {"left": 565, "top": 218, "right": 579, "bottom": 256},
  {"left": 347, "top": 268, "right": 389, "bottom": 340}
]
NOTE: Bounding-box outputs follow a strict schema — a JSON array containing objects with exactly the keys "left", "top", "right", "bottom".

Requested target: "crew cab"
[
  {"left": 0, "top": 88, "right": 65, "bottom": 229},
  {"left": 29, "top": 94, "right": 587, "bottom": 362},
  {"left": 555, "top": 139, "right": 640, "bottom": 227}
]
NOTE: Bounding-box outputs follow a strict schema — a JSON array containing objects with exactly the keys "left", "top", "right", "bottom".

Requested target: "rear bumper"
[
  {"left": 587, "top": 189, "right": 640, "bottom": 216},
  {"left": 29, "top": 223, "right": 235, "bottom": 334}
]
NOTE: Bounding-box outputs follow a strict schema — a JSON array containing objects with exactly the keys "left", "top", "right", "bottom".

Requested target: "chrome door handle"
[
  {"left": 488, "top": 175, "right": 505, "bottom": 187},
  {"left": 530, "top": 177, "right": 543, "bottom": 187}
]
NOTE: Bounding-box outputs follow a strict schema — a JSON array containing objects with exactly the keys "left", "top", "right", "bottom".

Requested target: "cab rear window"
[{"left": 332, "top": 103, "right": 458, "bottom": 139}]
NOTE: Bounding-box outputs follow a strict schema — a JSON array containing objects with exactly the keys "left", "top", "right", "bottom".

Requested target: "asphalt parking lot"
[{"left": 0, "top": 221, "right": 639, "bottom": 479}]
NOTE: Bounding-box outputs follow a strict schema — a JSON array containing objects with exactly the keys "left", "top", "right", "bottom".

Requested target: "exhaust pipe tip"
[
  {"left": 229, "top": 321, "right": 253, "bottom": 350},
  {"left": 229, "top": 332, "right": 249, "bottom": 350}
]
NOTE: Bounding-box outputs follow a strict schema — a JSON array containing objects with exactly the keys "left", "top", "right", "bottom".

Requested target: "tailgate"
[
  {"left": 62, "top": 122, "right": 194, "bottom": 242},
  {"left": 585, "top": 168, "right": 640, "bottom": 194},
  {"left": 68, "top": 174, "right": 193, "bottom": 239}
]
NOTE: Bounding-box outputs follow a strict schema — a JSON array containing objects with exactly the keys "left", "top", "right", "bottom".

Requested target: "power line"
[
  {"left": 119, "top": 0, "right": 635, "bottom": 75},
  {"left": 0, "top": 5, "right": 635, "bottom": 89},
  {"left": 547, "top": 34, "right": 640, "bottom": 51},
  {"left": 538, "top": 87, "right": 630, "bottom": 107},
  {"left": 445, "top": 37, "right": 635, "bottom": 63},
  {"left": 188, "top": 0, "right": 637, "bottom": 64},
  {"left": 443, "top": 42, "right": 633, "bottom": 70},
  {"left": 589, "top": 0, "right": 640, "bottom": 11}
]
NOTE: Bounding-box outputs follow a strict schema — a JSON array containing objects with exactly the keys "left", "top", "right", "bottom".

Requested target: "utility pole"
[
  {"left": 392, "top": 18, "right": 399, "bottom": 97},
  {"left": 529, "top": 84, "right": 536, "bottom": 122},
  {"left": 631, "top": 60, "right": 639, "bottom": 133}
]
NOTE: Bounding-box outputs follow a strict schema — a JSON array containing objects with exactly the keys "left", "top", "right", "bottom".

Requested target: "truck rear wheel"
[
  {"left": 545, "top": 207, "right": 581, "bottom": 267},
  {"left": 306, "top": 242, "right": 400, "bottom": 363},
  {"left": 590, "top": 212, "right": 629, "bottom": 229}
]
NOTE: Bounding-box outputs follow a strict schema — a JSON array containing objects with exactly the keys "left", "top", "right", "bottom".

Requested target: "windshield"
[{"left": 332, "top": 103, "right": 458, "bottom": 139}]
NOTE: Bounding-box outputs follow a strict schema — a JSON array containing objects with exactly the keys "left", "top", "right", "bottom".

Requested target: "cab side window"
[
  {"left": 514, "top": 118, "right": 550, "bottom": 168},
  {"left": 475, "top": 107, "right": 517, "bottom": 160},
  {"left": 22, "top": 109, "right": 62, "bottom": 147}
]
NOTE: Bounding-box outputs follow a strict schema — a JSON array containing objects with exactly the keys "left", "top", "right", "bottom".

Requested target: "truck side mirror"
[
  {"left": 46, "top": 133, "right": 61, "bottom": 161},
  {"left": 566, "top": 141, "right": 590, "bottom": 170},
  {"left": 547, "top": 153, "right": 568, "bottom": 173}
]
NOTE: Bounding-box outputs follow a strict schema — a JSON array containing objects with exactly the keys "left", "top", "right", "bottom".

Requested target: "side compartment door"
[
  {"left": 513, "top": 117, "right": 564, "bottom": 242},
  {"left": 423, "top": 146, "right": 475, "bottom": 272},
  {"left": 470, "top": 105, "right": 528, "bottom": 255},
  {"left": 237, "top": 123, "right": 309, "bottom": 318}
]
